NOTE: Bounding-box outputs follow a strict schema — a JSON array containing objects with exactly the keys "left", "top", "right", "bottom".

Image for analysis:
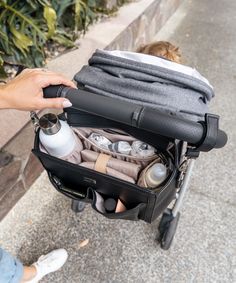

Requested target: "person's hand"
[{"left": 0, "top": 68, "right": 76, "bottom": 111}]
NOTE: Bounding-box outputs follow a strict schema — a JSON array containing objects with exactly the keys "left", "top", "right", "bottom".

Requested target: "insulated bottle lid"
[{"left": 39, "top": 113, "right": 61, "bottom": 135}]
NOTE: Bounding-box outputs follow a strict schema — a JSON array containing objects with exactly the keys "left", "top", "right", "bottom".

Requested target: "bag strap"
[{"left": 94, "top": 153, "right": 111, "bottom": 173}]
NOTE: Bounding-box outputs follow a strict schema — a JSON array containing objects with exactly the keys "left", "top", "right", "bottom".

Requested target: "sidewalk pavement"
[{"left": 0, "top": 0, "right": 235, "bottom": 282}]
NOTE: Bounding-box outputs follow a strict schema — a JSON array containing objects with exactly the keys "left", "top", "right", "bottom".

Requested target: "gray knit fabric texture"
[{"left": 74, "top": 50, "right": 214, "bottom": 121}]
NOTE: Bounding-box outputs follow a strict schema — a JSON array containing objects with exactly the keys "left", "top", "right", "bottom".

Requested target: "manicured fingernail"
[{"left": 63, "top": 99, "right": 72, "bottom": 108}]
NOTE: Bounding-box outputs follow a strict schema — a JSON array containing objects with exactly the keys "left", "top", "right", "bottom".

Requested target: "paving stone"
[
  {"left": 4, "top": 122, "right": 35, "bottom": 158},
  {"left": 0, "top": 180, "right": 25, "bottom": 221},
  {"left": 0, "top": 109, "right": 29, "bottom": 149},
  {"left": 107, "top": 0, "right": 182, "bottom": 51},
  {"left": 0, "top": 160, "right": 21, "bottom": 199},
  {"left": 23, "top": 153, "right": 43, "bottom": 190}
]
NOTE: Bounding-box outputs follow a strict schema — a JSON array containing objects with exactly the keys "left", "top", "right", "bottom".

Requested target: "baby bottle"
[{"left": 145, "top": 163, "right": 167, "bottom": 188}]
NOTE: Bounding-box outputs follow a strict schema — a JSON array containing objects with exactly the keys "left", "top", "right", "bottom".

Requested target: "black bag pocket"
[
  {"left": 33, "top": 147, "right": 156, "bottom": 222},
  {"left": 48, "top": 171, "right": 147, "bottom": 221},
  {"left": 33, "top": 127, "right": 177, "bottom": 223},
  {"left": 88, "top": 187, "right": 146, "bottom": 221},
  {"left": 48, "top": 172, "right": 89, "bottom": 201}
]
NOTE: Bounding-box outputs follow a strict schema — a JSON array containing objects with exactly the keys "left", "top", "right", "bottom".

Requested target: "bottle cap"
[{"left": 39, "top": 113, "right": 61, "bottom": 135}]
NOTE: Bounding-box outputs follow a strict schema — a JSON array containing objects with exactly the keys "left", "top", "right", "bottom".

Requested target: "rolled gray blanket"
[{"left": 74, "top": 49, "right": 214, "bottom": 121}]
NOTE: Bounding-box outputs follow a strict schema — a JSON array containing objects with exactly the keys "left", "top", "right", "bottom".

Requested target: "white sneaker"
[{"left": 26, "top": 249, "right": 68, "bottom": 283}]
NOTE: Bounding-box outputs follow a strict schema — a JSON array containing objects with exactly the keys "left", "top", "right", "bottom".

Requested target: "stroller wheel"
[
  {"left": 157, "top": 209, "right": 180, "bottom": 250},
  {"left": 71, "top": 200, "right": 86, "bottom": 213}
]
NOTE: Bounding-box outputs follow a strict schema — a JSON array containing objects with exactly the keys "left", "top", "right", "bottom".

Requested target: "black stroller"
[{"left": 32, "top": 50, "right": 227, "bottom": 250}]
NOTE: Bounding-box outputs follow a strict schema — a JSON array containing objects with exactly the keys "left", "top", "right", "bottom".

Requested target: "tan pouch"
[
  {"left": 80, "top": 161, "right": 135, "bottom": 183},
  {"left": 81, "top": 150, "right": 141, "bottom": 180}
]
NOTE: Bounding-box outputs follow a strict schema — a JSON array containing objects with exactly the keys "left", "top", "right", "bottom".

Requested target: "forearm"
[
  {"left": 0, "top": 85, "right": 10, "bottom": 109},
  {"left": 0, "top": 69, "right": 75, "bottom": 111}
]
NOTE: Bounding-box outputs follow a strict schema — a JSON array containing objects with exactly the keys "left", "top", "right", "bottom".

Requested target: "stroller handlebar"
[{"left": 43, "top": 85, "right": 227, "bottom": 151}]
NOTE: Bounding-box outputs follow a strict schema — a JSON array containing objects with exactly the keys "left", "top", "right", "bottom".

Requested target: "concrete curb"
[{"left": 48, "top": 0, "right": 182, "bottom": 78}]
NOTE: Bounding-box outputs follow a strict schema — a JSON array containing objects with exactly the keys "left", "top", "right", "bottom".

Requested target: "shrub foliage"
[{"left": 0, "top": 0, "right": 129, "bottom": 76}]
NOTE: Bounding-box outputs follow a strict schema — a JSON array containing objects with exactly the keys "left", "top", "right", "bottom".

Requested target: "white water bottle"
[
  {"left": 145, "top": 163, "right": 167, "bottom": 188},
  {"left": 39, "top": 113, "right": 78, "bottom": 159}
]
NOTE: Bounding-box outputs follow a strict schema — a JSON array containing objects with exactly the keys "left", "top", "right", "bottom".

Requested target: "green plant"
[
  {"left": 0, "top": 0, "right": 98, "bottom": 75},
  {"left": 51, "top": 0, "right": 98, "bottom": 35},
  {"left": 0, "top": 1, "right": 55, "bottom": 70},
  {"left": 0, "top": 0, "right": 131, "bottom": 77}
]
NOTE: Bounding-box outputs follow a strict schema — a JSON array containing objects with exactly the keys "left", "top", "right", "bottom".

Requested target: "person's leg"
[
  {"left": 0, "top": 247, "right": 24, "bottom": 283},
  {"left": 21, "top": 249, "right": 68, "bottom": 283},
  {"left": 21, "top": 266, "right": 37, "bottom": 282},
  {"left": 0, "top": 247, "right": 68, "bottom": 283}
]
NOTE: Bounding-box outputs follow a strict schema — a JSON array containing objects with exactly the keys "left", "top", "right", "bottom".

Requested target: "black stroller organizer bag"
[
  {"left": 33, "top": 85, "right": 226, "bottom": 224},
  {"left": 32, "top": 50, "right": 227, "bottom": 224},
  {"left": 33, "top": 107, "right": 178, "bottom": 223}
]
